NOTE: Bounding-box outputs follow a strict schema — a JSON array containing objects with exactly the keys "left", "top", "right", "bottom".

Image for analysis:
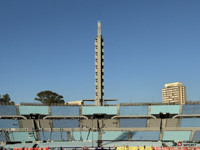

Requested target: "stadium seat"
[
  {"left": 120, "top": 119, "right": 147, "bottom": 127},
  {"left": 102, "top": 131, "right": 129, "bottom": 140},
  {"left": 51, "top": 106, "right": 79, "bottom": 116},
  {"left": 120, "top": 106, "right": 148, "bottom": 115},
  {"left": 162, "top": 131, "right": 191, "bottom": 141},
  {"left": 82, "top": 106, "right": 117, "bottom": 115},
  {"left": 19, "top": 106, "right": 49, "bottom": 115}
]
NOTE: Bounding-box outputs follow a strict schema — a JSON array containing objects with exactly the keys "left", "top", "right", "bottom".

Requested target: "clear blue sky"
[{"left": 1, "top": 0, "right": 200, "bottom": 104}]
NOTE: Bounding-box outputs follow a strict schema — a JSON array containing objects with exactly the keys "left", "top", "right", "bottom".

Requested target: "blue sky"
[{"left": 0, "top": 0, "right": 200, "bottom": 104}]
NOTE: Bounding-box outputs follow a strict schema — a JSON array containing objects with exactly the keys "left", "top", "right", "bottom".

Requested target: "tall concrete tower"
[{"left": 95, "top": 21, "right": 104, "bottom": 106}]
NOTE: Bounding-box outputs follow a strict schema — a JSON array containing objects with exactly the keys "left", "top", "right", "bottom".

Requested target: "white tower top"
[{"left": 98, "top": 20, "right": 101, "bottom": 35}]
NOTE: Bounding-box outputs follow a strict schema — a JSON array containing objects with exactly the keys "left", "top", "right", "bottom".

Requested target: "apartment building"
[{"left": 162, "top": 82, "right": 186, "bottom": 104}]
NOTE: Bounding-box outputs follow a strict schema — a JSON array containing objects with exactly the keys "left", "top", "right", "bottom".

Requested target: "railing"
[
  {"left": 0, "top": 115, "right": 27, "bottom": 120},
  {"left": 0, "top": 102, "right": 15, "bottom": 105},
  {"left": 111, "top": 115, "right": 156, "bottom": 119},
  {"left": 120, "top": 102, "right": 180, "bottom": 106},
  {"left": 43, "top": 115, "right": 88, "bottom": 120},
  {"left": 20, "top": 103, "right": 79, "bottom": 106}
]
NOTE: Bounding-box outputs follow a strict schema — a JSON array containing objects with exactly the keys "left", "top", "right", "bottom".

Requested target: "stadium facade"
[
  {"left": 1, "top": 103, "right": 200, "bottom": 148},
  {"left": 1, "top": 21, "right": 200, "bottom": 149}
]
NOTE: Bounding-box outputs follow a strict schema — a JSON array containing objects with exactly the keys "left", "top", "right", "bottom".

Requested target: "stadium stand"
[
  {"left": 132, "top": 131, "right": 160, "bottom": 140},
  {"left": 103, "top": 119, "right": 118, "bottom": 128},
  {"left": 40, "top": 131, "right": 68, "bottom": 141},
  {"left": 150, "top": 105, "right": 180, "bottom": 114},
  {"left": 82, "top": 119, "right": 118, "bottom": 128},
  {"left": 102, "top": 141, "right": 162, "bottom": 147},
  {"left": 162, "top": 131, "right": 191, "bottom": 141},
  {"left": 71, "top": 131, "right": 98, "bottom": 141},
  {"left": 102, "top": 131, "right": 129, "bottom": 140},
  {"left": 180, "top": 118, "right": 200, "bottom": 127},
  {"left": 82, "top": 119, "right": 98, "bottom": 128},
  {"left": 0, "top": 131, "right": 6, "bottom": 142},
  {"left": 2, "top": 103, "right": 200, "bottom": 148},
  {"left": 120, "top": 106, "right": 148, "bottom": 115},
  {"left": 119, "top": 119, "right": 147, "bottom": 127},
  {"left": 19, "top": 106, "right": 49, "bottom": 115},
  {"left": 0, "top": 119, "right": 19, "bottom": 128},
  {"left": 21, "top": 119, "right": 34, "bottom": 128},
  {"left": 182, "top": 104, "right": 200, "bottom": 114},
  {"left": 82, "top": 106, "right": 117, "bottom": 115},
  {"left": 166, "top": 119, "right": 179, "bottom": 127},
  {"left": 51, "top": 106, "right": 79, "bottom": 116},
  {"left": 3, "top": 143, "right": 35, "bottom": 148},
  {"left": 193, "top": 131, "right": 200, "bottom": 141},
  {"left": 149, "top": 119, "right": 161, "bottom": 128},
  {"left": 38, "top": 141, "right": 97, "bottom": 148},
  {"left": 0, "top": 105, "right": 17, "bottom": 115},
  {"left": 52, "top": 119, "right": 79, "bottom": 128},
  {"left": 9, "top": 132, "right": 37, "bottom": 141},
  {"left": 39, "top": 119, "right": 51, "bottom": 128}
]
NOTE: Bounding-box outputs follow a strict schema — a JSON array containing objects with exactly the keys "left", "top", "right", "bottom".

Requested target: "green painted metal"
[
  {"left": 19, "top": 106, "right": 49, "bottom": 115},
  {"left": 163, "top": 131, "right": 191, "bottom": 141},
  {"left": 102, "top": 131, "right": 129, "bottom": 140},
  {"left": 9, "top": 132, "right": 37, "bottom": 141},
  {"left": 151, "top": 105, "right": 180, "bottom": 114},
  {"left": 82, "top": 106, "right": 117, "bottom": 115}
]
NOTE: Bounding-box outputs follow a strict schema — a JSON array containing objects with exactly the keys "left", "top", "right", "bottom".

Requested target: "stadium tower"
[{"left": 95, "top": 21, "right": 104, "bottom": 106}]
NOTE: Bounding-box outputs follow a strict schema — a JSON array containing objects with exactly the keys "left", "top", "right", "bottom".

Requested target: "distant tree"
[
  {"left": 0, "top": 94, "right": 14, "bottom": 104},
  {"left": 35, "top": 90, "right": 65, "bottom": 105}
]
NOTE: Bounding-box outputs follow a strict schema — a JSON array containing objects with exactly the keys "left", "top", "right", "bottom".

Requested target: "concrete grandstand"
[{"left": 1, "top": 102, "right": 200, "bottom": 149}]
